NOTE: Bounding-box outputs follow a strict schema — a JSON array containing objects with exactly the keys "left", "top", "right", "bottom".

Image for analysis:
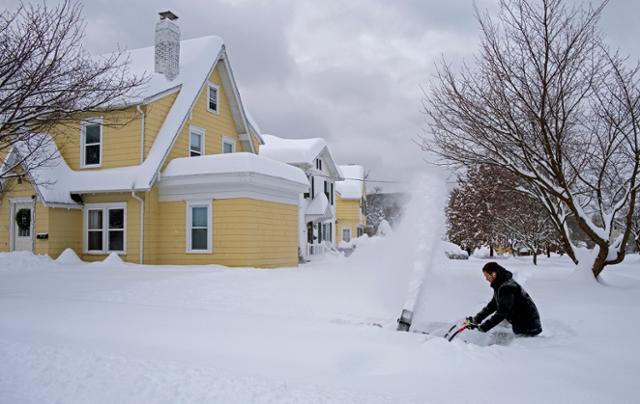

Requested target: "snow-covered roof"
[
  {"left": 260, "top": 135, "right": 327, "bottom": 166},
  {"left": 305, "top": 192, "right": 332, "bottom": 220},
  {"left": 161, "top": 152, "right": 308, "bottom": 186},
  {"left": 118, "top": 36, "right": 223, "bottom": 104},
  {"left": 260, "top": 134, "right": 343, "bottom": 182},
  {"left": 2, "top": 35, "right": 270, "bottom": 202},
  {"left": 3, "top": 135, "right": 140, "bottom": 206},
  {"left": 336, "top": 165, "right": 365, "bottom": 200}
]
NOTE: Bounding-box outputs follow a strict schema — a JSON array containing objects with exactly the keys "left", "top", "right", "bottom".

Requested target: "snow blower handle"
[{"left": 447, "top": 319, "right": 475, "bottom": 342}]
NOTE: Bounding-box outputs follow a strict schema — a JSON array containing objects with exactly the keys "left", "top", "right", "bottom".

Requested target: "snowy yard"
[{"left": 1, "top": 239, "right": 639, "bottom": 404}]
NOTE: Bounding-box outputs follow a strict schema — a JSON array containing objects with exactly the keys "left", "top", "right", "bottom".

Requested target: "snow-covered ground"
[{"left": 1, "top": 245, "right": 639, "bottom": 404}]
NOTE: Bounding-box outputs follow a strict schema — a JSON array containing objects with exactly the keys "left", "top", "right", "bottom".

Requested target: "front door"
[{"left": 12, "top": 203, "right": 33, "bottom": 252}]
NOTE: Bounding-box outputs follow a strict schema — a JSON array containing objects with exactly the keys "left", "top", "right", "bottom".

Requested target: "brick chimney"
[{"left": 155, "top": 11, "right": 180, "bottom": 81}]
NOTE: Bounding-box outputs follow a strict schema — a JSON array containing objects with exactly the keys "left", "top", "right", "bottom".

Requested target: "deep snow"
[{"left": 1, "top": 245, "right": 639, "bottom": 403}]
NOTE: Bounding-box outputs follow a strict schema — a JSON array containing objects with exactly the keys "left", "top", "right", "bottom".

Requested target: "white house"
[{"left": 260, "top": 135, "right": 344, "bottom": 259}]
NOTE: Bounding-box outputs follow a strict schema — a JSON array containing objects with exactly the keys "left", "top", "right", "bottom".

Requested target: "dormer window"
[
  {"left": 207, "top": 83, "right": 219, "bottom": 113},
  {"left": 189, "top": 126, "right": 204, "bottom": 156},
  {"left": 315, "top": 158, "right": 322, "bottom": 171},
  {"left": 81, "top": 118, "right": 102, "bottom": 168}
]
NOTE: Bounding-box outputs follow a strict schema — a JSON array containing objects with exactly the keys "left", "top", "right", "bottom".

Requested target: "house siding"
[
  {"left": 336, "top": 195, "right": 366, "bottom": 244},
  {"left": 155, "top": 198, "right": 298, "bottom": 268},
  {"left": 163, "top": 65, "right": 244, "bottom": 170}
]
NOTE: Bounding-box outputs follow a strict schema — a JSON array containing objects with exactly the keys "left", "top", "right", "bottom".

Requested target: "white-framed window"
[
  {"left": 84, "top": 202, "right": 126, "bottom": 254},
  {"left": 81, "top": 118, "right": 103, "bottom": 168},
  {"left": 342, "top": 227, "right": 351, "bottom": 243},
  {"left": 186, "top": 201, "right": 212, "bottom": 253},
  {"left": 315, "top": 158, "right": 322, "bottom": 171},
  {"left": 189, "top": 126, "right": 205, "bottom": 157},
  {"left": 222, "top": 136, "right": 235, "bottom": 154},
  {"left": 207, "top": 82, "right": 219, "bottom": 113}
]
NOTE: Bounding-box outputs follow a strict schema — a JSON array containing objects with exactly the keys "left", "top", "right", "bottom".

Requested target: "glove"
[{"left": 465, "top": 316, "right": 478, "bottom": 330}]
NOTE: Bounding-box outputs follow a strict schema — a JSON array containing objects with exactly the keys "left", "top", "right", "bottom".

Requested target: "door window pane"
[{"left": 223, "top": 141, "right": 233, "bottom": 153}]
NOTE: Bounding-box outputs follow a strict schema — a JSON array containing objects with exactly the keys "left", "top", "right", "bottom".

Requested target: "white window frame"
[
  {"left": 80, "top": 117, "right": 103, "bottom": 168},
  {"left": 222, "top": 136, "right": 235, "bottom": 153},
  {"left": 83, "top": 202, "right": 127, "bottom": 255},
  {"left": 186, "top": 200, "right": 212, "bottom": 253},
  {"left": 207, "top": 82, "right": 220, "bottom": 114},
  {"left": 342, "top": 227, "right": 352, "bottom": 243},
  {"left": 189, "top": 126, "right": 205, "bottom": 157}
]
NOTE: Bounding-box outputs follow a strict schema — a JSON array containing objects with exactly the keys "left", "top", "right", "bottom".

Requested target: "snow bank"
[
  {"left": 0, "top": 251, "right": 53, "bottom": 271},
  {"left": 442, "top": 241, "right": 468, "bottom": 260},
  {"left": 95, "top": 252, "right": 127, "bottom": 267},
  {"left": 55, "top": 248, "right": 82, "bottom": 265}
]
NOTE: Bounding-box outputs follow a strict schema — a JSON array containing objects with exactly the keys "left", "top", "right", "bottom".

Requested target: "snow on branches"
[{"left": 423, "top": 0, "right": 640, "bottom": 278}]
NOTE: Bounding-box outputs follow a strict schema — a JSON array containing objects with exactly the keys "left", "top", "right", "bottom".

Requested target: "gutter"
[
  {"left": 137, "top": 105, "right": 145, "bottom": 164},
  {"left": 131, "top": 191, "right": 144, "bottom": 264}
]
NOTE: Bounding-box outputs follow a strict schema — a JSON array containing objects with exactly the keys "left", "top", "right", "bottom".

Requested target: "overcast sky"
[{"left": 4, "top": 0, "right": 640, "bottom": 192}]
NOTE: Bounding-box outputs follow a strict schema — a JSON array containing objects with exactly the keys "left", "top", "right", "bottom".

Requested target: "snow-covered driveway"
[{"left": 1, "top": 248, "right": 639, "bottom": 403}]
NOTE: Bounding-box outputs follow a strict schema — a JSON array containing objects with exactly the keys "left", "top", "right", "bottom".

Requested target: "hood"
[{"left": 490, "top": 265, "right": 513, "bottom": 290}]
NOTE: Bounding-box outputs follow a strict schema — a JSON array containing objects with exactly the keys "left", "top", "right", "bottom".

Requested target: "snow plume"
[
  {"left": 396, "top": 173, "right": 447, "bottom": 318},
  {"left": 338, "top": 171, "right": 448, "bottom": 319}
]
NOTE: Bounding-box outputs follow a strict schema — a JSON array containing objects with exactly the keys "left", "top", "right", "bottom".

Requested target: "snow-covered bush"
[{"left": 442, "top": 241, "right": 469, "bottom": 260}]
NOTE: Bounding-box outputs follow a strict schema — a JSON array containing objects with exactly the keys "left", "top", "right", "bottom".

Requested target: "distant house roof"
[
  {"left": 260, "top": 134, "right": 343, "bottom": 180},
  {"left": 336, "top": 165, "right": 365, "bottom": 199}
]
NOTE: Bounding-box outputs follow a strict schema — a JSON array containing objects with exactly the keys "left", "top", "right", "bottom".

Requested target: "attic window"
[
  {"left": 207, "top": 83, "right": 219, "bottom": 113},
  {"left": 81, "top": 118, "right": 102, "bottom": 168},
  {"left": 315, "top": 158, "right": 322, "bottom": 171}
]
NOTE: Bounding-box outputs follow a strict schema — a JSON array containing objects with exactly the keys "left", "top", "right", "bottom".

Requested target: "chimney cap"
[{"left": 159, "top": 11, "right": 178, "bottom": 21}]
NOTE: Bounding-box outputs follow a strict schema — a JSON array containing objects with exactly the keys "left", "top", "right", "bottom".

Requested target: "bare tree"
[
  {"left": 0, "top": 1, "right": 145, "bottom": 180},
  {"left": 631, "top": 202, "right": 640, "bottom": 252},
  {"left": 421, "top": 0, "right": 640, "bottom": 278}
]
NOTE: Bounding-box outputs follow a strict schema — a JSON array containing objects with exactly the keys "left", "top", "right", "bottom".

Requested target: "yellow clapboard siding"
[
  {"left": 163, "top": 65, "right": 245, "bottom": 170},
  {"left": 143, "top": 92, "right": 179, "bottom": 159},
  {"left": 336, "top": 195, "right": 366, "bottom": 243},
  {"left": 154, "top": 198, "right": 298, "bottom": 268},
  {"left": 47, "top": 208, "right": 82, "bottom": 259}
]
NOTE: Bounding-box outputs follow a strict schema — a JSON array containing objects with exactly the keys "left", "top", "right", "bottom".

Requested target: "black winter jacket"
[{"left": 474, "top": 266, "right": 542, "bottom": 336}]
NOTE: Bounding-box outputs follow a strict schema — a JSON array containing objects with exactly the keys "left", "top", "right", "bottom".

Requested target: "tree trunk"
[
  {"left": 489, "top": 244, "right": 494, "bottom": 257},
  {"left": 533, "top": 252, "right": 538, "bottom": 266},
  {"left": 546, "top": 246, "right": 551, "bottom": 258},
  {"left": 591, "top": 245, "right": 609, "bottom": 278}
]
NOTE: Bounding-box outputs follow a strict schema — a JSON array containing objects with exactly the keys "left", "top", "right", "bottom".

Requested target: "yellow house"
[
  {"left": 335, "top": 165, "right": 367, "bottom": 244},
  {"left": 0, "top": 12, "right": 308, "bottom": 268}
]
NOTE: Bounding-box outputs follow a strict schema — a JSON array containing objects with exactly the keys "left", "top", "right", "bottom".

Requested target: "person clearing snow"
[{"left": 467, "top": 262, "right": 542, "bottom": 337}]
